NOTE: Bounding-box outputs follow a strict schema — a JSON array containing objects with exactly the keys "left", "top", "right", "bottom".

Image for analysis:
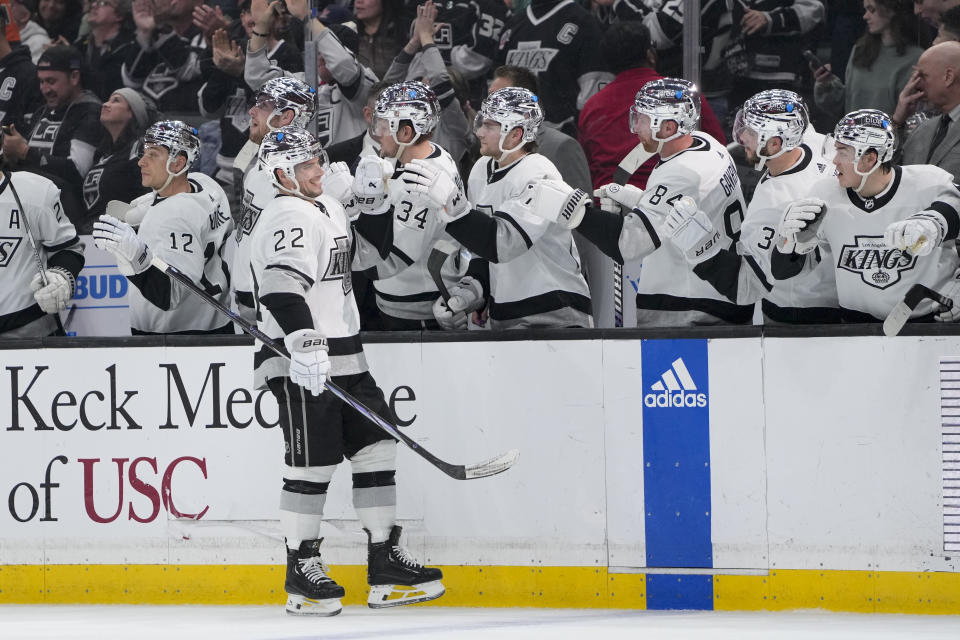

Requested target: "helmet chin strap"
[
  {"left": 156, "top": 156, "right": 187, "bottom": 195},
  {"left": 496, "top": 130, "right": 523, "bottom": 164},
  {"left": 388, "top": 130, "right": 420, "bottom": 163},
  {"left": 650, "top": 121, "right": 684, "bottom": 157},
  {"left": 852, "top": 156, "right": 880, "bottom": 194}
]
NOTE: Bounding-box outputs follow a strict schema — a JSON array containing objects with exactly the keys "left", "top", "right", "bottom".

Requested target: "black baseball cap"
[{"left": 37, "top": 45, "right": 84, "bottom": 73}]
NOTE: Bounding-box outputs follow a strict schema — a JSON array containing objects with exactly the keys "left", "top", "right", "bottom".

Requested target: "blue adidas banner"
[{"left": 641, "top": 339, "right": 713, "bottom": 609}]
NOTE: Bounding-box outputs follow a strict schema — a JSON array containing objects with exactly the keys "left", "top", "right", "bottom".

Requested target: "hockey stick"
[
  {"left": 609, "top": 144, "right": 655, "bottom": 327},
  {"left": 882, "top": 283, "right": 953, "bottom": 336},
  {"left": 6, "top": 171, "right": 66, "bottom": 335},
  {"left": 426, "top": 237, "right": 457, "bottom": 303},
  {"left": 150, "top": 255, "right": 518, "bottom": 480}
]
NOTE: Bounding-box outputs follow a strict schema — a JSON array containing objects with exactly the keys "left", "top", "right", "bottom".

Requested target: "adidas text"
[{"left": 643, "top": 390, "right": 707, "bottom": 408}]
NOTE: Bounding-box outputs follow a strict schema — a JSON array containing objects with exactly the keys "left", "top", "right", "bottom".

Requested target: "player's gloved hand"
[
  {"left": 777, "top": 198, "right": 825, "bottom": 255},
  {"left": 884, "top": 216, "right": 942, "bottom": 257},
  {"left": 351, "top": 156, "right": 394, "bottom": 215},
  {"left": 321, "top": 161, "right": 355, "bottom": 209},
  {"left": 936, "top": 268, "right": 960, "bottom": 322},
  {"left": 593, "top": 183, "right": 644, "bottom": 214},
  {"left": 432, "top": 276, "right": 485, "bottom": 330},
  {"left": 284, "top": 328, "right": 330, "bottom": 396},
  {"left": 522, "top": 178, "right": 589, "bottom": 228},
  {"left": 403, "top": 158, "right": 470, "bottom": 223},
  {"left": 29, "top": 267, "right": 74, "bottom": 313},
  {"left": 663, "top": 196, "right": 722, "bottom": 263},
  {"left": 92, "top": 214, "right": 152, "bottom": 275}
]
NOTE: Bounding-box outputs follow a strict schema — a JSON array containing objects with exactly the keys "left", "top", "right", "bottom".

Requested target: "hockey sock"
[
  {"left": 280, "top": 472, "right": 332, "bottom": 549},
  {"left": 350, "top": 441, "right": 398, "bottom": 543}
]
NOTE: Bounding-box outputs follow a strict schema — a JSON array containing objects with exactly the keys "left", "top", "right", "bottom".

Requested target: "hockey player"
[
  {"left": 522, "top": 78, "right": 751, "bottom": 326},
  {"left": 250, "top": 126, "right": 443, "bottom": 615},
  {"left": 668, "top": 90, "right": 842, "bottom": 323},
  {"left": 0, "top": 167, "right": 84, "bottom": 337},
  {"left": 354, "top": 80, "right": 474, "bottom": 330},
  {"left": 771, "top": 109, "right": 960, "bottom": 322},
  {"left": 231, "top": 76, "right": 318, "bottom": 324},
  {"left": 403, "top": 86, "right": 593, "bottom": 329},
  {"left": 92, "top": 120, "right": 234, "bottom": 335}
]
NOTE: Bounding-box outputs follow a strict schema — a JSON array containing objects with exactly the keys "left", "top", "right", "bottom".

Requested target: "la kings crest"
[
  {"left": 322, "top": 235, "right": 352, "bottom": 295},
  {"left": 838, "top": 235, "right": 917, "bottom": 289},
  {"left": 0, "top": 236, "right": 22, "bottom": 266},
  {"left": 504, "top": 40, "right": 559, "bottom": 73}
]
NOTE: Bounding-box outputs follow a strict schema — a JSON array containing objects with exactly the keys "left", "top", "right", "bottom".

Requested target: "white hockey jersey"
[
  {"left": 249, "top": 193, "right": 366, "bottom": 388},
  {"left": 0, "top": 171, "right": 83, "bottom": 336},
  {"left": 465, "top": 152, "right": 592, "bottom": 328},
  {"left": 776, "top": 164, "right": 960, "bottom": 320},
  {"left": 128, "top": 176, "right": 233, "bottom": 334},
  {"left": 625, "top": 132, "right": 752, "bottom": 325},
  {"left": 231, "top": 149, "right": 275, "bottom": 324},
  {"left": 368, "top": 144, "right": 467, "bottom": 321},
  {"left": 740, "top": 143, "right": 841, "bottom": 319}
]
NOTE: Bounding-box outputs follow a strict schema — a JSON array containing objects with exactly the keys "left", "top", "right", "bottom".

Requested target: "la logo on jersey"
[
  {"left": 644, "top": 357, "right": 707, "bottom": 408},
  {"left": 838, "top": 234, "right": 917, "bottom": 289},
  {"left": 0, "top": 236, "right": 22, "bottom": 266}
]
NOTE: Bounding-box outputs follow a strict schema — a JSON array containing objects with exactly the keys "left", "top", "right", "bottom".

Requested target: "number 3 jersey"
[
  {"left": 249, "top": 193, "right": 366, "bottom": 388},
  {"left": 772, "top": 164, "right": 960, "bottom": 321}
]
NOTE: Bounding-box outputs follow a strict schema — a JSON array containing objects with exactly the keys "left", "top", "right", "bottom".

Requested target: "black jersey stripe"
[
  {"left": 265, "top": 263, "right": 315, "bottom": 287},
  {"left": 635, "top": 293, "right": 754, "bottom": 324},
  {"left": 490, "top": 289, "right": 592, "bottom": 321}
]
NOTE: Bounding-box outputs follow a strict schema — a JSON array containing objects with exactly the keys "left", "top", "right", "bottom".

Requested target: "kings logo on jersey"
[
  {"left": 322, "top": 235, "right": 352, "bottom": 295},
  {"left": 504, "top": 41, "right": 558, "bottom": 73},
  {"left": 837, "top": 235, "right": 917, "bottom": 289},
  {"left": 0, "top": 236, "right": 22, "bottom": 266}
]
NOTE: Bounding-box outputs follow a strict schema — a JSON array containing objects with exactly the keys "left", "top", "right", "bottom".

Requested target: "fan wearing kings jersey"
[
  {"left": 92, "top": 120, "right": 234, "bottom": 335},
  {"left": 231, "top": 76, "right": 318, "bottom": 324},
  {"left": 668, "top": 90, "right": 842, "bottom": 324},
  {"left": 0, "top": 169, "right": 84, "bottom": 337},
  {"left": 249, "top": 126, "right": 444, "bottom": 617},
  {"left": 770, "top": 109, "right": 960, "bottom": 323},
  {"left": 522, "top": 78, "right": 750, "bottom": 326},
  {"left": 404, "top": 86, "right": 593, "bottom": 328},
  {"left": 349, "top": 81, "right": 475, "bottom": 330}
]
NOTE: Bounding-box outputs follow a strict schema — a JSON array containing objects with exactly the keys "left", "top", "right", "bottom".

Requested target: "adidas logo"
[{"left": 643, "top": 357, "right": 707, "bottom": 408}]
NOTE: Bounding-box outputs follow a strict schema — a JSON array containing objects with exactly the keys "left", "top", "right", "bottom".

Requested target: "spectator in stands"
[
  {"left": 916, "top": 0, "right": 947, "bottom": 45},
  {"left": 382, "top": 0, "right": 469, "bottom": 165},
  {"left": 577, "top": 21, "right": 726, "bottom": 192},
  {"left": 895, "top": 41, "right": 960, "bottom": 180},
  {"left": 826, "top": 1, "right": 865, "bottom": 82},
  {"left": 11, "top": 0, "right": 50, "bottom": 63},
  {"left": 354, "top": 0, "right": 406, "bottom": 81},
  {"left": 813, "top": 0, "right": 921, "bottom": 121},
  {"left": 249, "top": 1, "right": 376, "bottom": 149},
  {"left": 37, "top": 0, "right": 82, "bottom": 43},
  {"left": 936, "top": 5, "right": 960, "bottom": 43},
  {"left": 1, "top": 45, "right": 101, "bottom": 231},
  {"left": 83, "top": 87, "right": 154, "bottom": 220},
  {"left": 725, "top": 0, "right": 825, "bottom": 110},
  {"left": 73, "top": 0, "right": 135, "bottom": 100},
  {"left": 496, "top": 0, "right": 612, "bottom": 135},
  {"left": 0, "top": 6, "right": 43, "bottom": 132},
  {"left": 122, "top": 0, "right": 206, "bottom": 114},
  {"left": 325, "top": 79, "right": 390, "bottom": 166}
]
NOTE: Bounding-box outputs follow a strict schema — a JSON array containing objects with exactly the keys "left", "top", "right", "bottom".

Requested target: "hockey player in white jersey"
[
  {"left": 665, "top": 90, "right": 842, "bottom": 323},
  {"left": 403, "top": 86, "right": 593, "bottom": 329},
  {"left": 523, "top": 78, "right": 749, "bottom": 326},
  {"left": 0, "top": 169, "right": 84, "bottom": 337},
  {"left": 92, "top": 121, "right": 234, "bottom": 335},
  {"left": 231, "top": 76, "right": 319, "bottom": 324},
  {"left": 772, "top": 109, "right": 960, "bottom": 322},
  {"left": 250, "top": 127, "right": 443, "bottom": 616},
  {"left": 351, "top": 80, "right": 474, "bottom": 330}
]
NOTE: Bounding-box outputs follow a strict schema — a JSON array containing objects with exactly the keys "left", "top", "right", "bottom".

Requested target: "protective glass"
[
  {"left": 821, "top": 135, "right": 856, "bottom": 164},
  {"left": 628, "top": 107, "right": 652, "bottom": 136},
  {"left": 473, "top": 113, "right": 502, "bottom": 136},
  {"left": 732, "top": 110, "right": 759, "bottom": 151},
  {"left": 372, "top": 116, "right": 393, "bottom": 137},
  {"left": 252, "top": 94, "right": 276, "bottom": 112}
]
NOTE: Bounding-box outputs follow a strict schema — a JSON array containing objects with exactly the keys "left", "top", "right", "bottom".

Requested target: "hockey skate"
[
  {"left": 284, "top": 539, "right": 345, "bottom": 616},
  {"left": 366, "top": 526, "right": 445, "bottom": 608}
]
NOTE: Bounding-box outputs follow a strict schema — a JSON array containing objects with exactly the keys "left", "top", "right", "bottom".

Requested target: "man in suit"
[{"left": 896, "top": 41, "right": 960, "bottom": 180}]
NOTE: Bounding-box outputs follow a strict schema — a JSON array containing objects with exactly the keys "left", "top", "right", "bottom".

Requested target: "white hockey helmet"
[
  {"left": 474, "top": 87, "right": 544, "bottom": 160},
  {"left": 826, "top": 109, "right": 896, "bottom": 192},
  {"left": 141, "top": 120, "right": 200, "bottom": 192},
  {"left": 733, "top": 89, "right": 809, "bottom": 170},
  {"left": 373, "top": 81, "right": 441, "bottom": 151},
  {"left": 254, "top": 76, "right": 318, "bottom": 131},
  {"left": 630, "top": 78, "right": 701, "bottom": 148},
  {"left": 258, "top": 126, "right": 328, "bottom": 198}
]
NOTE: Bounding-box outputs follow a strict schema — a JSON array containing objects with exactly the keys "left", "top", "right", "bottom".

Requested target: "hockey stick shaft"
[
  {"left": 6, "top": 170, "right": 66, "bottom": 335},
  {"left": 151, "top": 255, "right": 516, "bottom": 480},
  {"left": 610, "top": 144, "right": 655, "bottom": 327}
]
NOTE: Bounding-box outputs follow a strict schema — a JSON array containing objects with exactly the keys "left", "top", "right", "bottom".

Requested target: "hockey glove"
[
  {"left": 403, "top": 158, "right": 470, "bottom": 223},
  {"left": 322, "top": 161, "right": 356, "bottom": 211},
  {"left": 284, "top": 328, "right": 331, "bottom": 396},
  {"left": 777, "top": 198, "right": 825, "bottom": 255},
  {"left": 884, "top": 216, "right": 943, "bottom": 257},
  {"left": 937, "top": 268, "right": 960, "bottom": 322},
  {"left": 351, "top": 156, "right": 394, "bottom": 215},
  {"left": 523, "top": 179, "right": 589, "bottom": 229},
  {"left": 663, "top": 196, "right": 722, "bottom": 263},
  {"left": 29, "top": 267, "right": 74, "bottom": 314},
  {"left": 93, "top": 214, "right": 152, "bottom": 275},
  {"left": 432, "top": 276, "right": 485, "bottom": 330},
  {"left": 593, "top": 183, "right": 644, "bottom": 214}
]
